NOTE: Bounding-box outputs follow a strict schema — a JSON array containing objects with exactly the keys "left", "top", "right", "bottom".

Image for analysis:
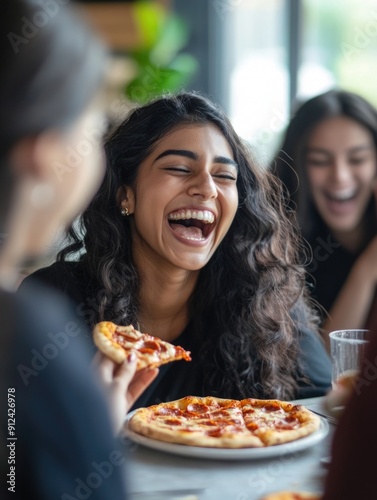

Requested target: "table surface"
[{"left": 124, "top": 397, "right": 335, "bottom": 500}]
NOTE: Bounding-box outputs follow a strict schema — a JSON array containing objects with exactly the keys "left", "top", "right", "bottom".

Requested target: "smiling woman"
[
  {"left": 272, "top": 90, "right": 377, "bottom": 347},
  {"left": 21, "top": 92, "right": 332, "bottom": 406},
  {"left": 119, "top": 124, "right": 239, "bottom": 277}
]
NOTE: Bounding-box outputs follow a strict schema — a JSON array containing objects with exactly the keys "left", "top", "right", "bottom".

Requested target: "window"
[
  {"left": 227, "top": 0, "right": 288, "bottom": 166},
  {"left": 220, "top": 0, "right": 377, "bottom": 163},
  {"left": 298, "top": 0, "right": 377, "bottom": 108}
]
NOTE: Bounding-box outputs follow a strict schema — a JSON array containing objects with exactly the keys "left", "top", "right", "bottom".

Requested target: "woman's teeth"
[
  {"left": 326, "top": 190, "right": 356, "bottom": 202},
  {"left": 168, "top": 210, "right": 215, "bottom": 223}
]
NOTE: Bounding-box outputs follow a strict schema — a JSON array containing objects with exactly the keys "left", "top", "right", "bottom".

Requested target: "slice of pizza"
[
  {"left": 93, "top": 321, "right": 191, "bottom": 370},
  {"left": 241, "top": 398, "right": 320, "bottom": 446}
]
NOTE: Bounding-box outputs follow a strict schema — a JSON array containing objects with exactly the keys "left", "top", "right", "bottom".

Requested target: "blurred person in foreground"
[{"left": 0, "top": 1, "right": 156, "bottom": 499}]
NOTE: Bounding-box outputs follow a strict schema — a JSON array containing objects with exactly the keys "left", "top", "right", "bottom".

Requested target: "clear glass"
[{"left": 329, "top": 329, "right": 369, "bottom": 388}]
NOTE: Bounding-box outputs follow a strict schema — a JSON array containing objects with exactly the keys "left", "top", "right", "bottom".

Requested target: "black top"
[
  {"left": 2, "top": 283, "right": 128, "bottom": 500},
  {"left": 305, "top": 228, "right": 366, "bottom": 320},
  {"left": 20, "top": 261, "right": 332, "bottom": 406}
]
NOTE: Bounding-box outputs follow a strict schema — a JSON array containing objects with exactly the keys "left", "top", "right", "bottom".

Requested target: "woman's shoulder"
[{"left": 18, "top": 260, "right": 91, "bottom": 304}]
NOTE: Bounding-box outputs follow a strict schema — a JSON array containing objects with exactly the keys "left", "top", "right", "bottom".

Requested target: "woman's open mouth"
[
  {"left": 322, "top": 189, "right": 359, "bottom": 216},
  {"left": 167, "top": 209, "right": 215, "bottom": 242},
  {"left": 324, "top": 189, "right": 357, "bottom": 203}
]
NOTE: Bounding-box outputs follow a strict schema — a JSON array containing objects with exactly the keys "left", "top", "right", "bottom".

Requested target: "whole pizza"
[{"left": 127, "top": 395, "right": 320, "bottom": 448}]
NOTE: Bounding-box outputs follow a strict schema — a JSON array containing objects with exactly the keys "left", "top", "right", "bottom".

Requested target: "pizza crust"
[
  {"left": 93, "top": 323, "right": 128, "bottom": 364},
  {"left": 241, "top": 399, "right": 320, "bottom": 446}
]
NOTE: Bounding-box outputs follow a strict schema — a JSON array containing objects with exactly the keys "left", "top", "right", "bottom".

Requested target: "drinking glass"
[{"left": 329, "top": 329, "right": 369, "bottom": 389}]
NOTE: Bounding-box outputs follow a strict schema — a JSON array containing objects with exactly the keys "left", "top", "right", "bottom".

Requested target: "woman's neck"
[
  {"left": 332, "top": 220, "right": 371, "bottom": 254},
  {"left": 137, "top": 266, "right": 199, "bottom": 342}
]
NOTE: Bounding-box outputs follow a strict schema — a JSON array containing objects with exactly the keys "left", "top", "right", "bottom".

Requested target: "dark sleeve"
[
  {"left": 8, "top": 284, "right": 128, "bottom": 500},
  {"left": 292, "top": 302, "right": 332, "bottom": 398},
  {"left": 322, "top": 330, "right": 377, "bottom": 499},
  {"left": 18, "top": 261, "right": 88, "bottom": 309},
  {"left": 18, "top": 262, "right": 98, "bottom": 351}
]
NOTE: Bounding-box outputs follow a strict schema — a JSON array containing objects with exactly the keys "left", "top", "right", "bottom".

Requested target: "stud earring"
[{"left": 121, "top": 206, "right": 129, "bottom": 217}]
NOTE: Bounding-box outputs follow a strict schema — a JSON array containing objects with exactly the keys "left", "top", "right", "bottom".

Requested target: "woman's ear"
[{"left": 116, "top": 185, "right": 135, "bottom": 215}]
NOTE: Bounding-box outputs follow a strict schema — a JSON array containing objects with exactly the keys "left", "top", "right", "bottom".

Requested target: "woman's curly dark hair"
[{"left": 60, "top": 92, "right": 316, "bottom": 400}]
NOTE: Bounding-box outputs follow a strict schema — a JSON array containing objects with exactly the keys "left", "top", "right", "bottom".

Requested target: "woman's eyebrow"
[
  {"left": 306, "top": 145, "right": 373, "bottom": 155},
  {"left": 154, "top": 149, "right": 198, "bottom": 162},
  {"left": 305, "top": 147, "right": 331, "bottom": 155},
  {"left": 346, "top": 145, "right": 374, "bottom": 154},
  {"left": 154, "top": 149, "right": 238, "bottom": 169},
  {"left": 214, "top": 155, "right": 238, "bottom": 169}
]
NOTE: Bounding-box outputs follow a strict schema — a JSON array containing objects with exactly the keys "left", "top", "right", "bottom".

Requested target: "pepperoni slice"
[
  {"left": 141, "top": 340, "right": 160, "bottom": 351},
  {"left": 246, "top": 421, "right": 259, "bottom": 431},
  {"left": 263, "top": 404, "right": 283, "bottom": 413},
  {"left": 206, "top": 428, "right": 224, "bottom": 437},
  {"left": 156, "top": 407, "right": 182, "bottom": 416},
  {"left": 211, "top": 409, "right": 231, "bottom": 417},
  {"left": 163, "top": 418, "right": 182, "bottom": 426},
  {"left": 186, "top": 403, "right": 210, "bottom": 414}
]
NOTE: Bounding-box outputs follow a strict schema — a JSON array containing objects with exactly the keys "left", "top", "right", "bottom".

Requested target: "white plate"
[{"left": 124, "top": 411, "right": 329, "bottom": 460}]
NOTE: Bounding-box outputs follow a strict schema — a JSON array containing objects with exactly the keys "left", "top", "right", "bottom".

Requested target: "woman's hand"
[
  {"left": 323, "top": 371, "right": 357, "bottom": 418},
  {"left": 93, "top": 351, "right": 158, "bottom": 434}
]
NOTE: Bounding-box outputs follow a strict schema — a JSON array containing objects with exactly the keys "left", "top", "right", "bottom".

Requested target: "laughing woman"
[
  {"left": 21, "top": 92, "right": 331, "bottom": 405},
  {"left": 273, "top": 90, "right": 377, "bottom": 347}
]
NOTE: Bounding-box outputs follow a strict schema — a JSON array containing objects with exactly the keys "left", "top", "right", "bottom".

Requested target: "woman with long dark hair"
[
  {"left": 273, "top": 90, "right": 377, "bottom": 346},
  {"left": 24, "top": 92, "right": 331, "bottom": 405}
]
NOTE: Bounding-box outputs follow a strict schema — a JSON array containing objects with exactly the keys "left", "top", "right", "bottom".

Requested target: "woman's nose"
[
  {"left": 187, "top": 172, "right": 217, "bottom": 199},
  {"left": 330, "top": 160, "right": 353, "bottom": 184}
]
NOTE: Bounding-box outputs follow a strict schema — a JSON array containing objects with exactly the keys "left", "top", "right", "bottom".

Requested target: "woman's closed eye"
[
  {"left": 349, "top": 156, "right": 371, "bottom": 166},
  {"left": 306, "top": 157, "right": 329, "bottom": 167},
  {"left": 163, "top": 166, "right": 190, "bottom": 174},
  {"left": 213, "top": 172, "right": 237, "bottom": 181}
]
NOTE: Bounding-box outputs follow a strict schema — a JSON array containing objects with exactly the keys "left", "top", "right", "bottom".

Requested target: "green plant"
[{"left": 124, "top": 1, "right": 198, "bottom": 103}]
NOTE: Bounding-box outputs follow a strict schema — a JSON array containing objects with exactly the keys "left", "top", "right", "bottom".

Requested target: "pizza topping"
[
  {"left": 212, "top": 409, "right": 234, "bottom": 417},
  {"left": 200, "top": 420, "right": 218, "bottom": 427},
  {"left": 284, "top": 415, "right": 298, "bottom": 424},
  {"left": 157, "top": 407, "right": 183, "bottom": 417},
  {"left": 263, "top": 403, "right": 284, "bottom": 413},
  {"left": 187, "top": 403, "right": 210, "bottom": 414},
  {"left": 206, "top": 428, "right": 225, "bottom": 437},
  {"left": 163, "top": 418, "right": 182, "bottom": 426},
  {"left": 142, "top": 340, "right": 161, "bottom": 350}
]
